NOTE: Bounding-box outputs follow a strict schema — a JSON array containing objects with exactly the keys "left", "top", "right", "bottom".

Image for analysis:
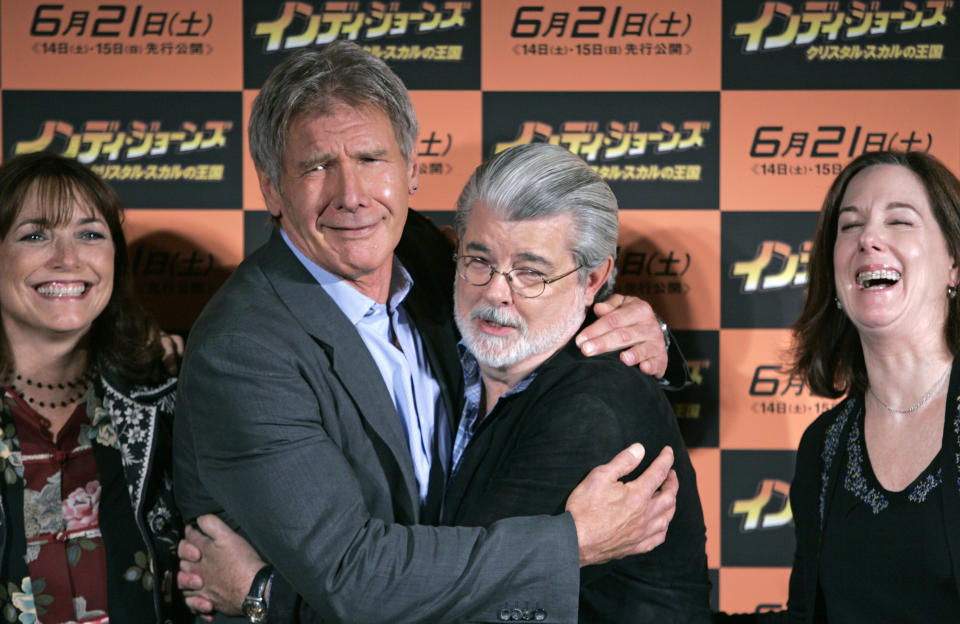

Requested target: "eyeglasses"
[{"left": 453, "top": 254, "right": 582, "bottom": 299}]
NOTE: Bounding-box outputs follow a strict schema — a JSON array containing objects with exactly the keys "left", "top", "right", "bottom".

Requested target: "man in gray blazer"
[{"left": 174, "top": 41, "right": 679, "bottom": 623}]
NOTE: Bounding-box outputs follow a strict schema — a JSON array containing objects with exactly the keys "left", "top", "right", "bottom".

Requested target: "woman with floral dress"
[{"left": 0, "top": 152, "right": 187, "bottom": 623}]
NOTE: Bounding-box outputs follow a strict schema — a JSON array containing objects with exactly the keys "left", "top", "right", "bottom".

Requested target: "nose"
[
  {"left": 332, "top": 160, "right": 366, "bottom": 212},
  {"left": 482, "top": 270, "right": 514, "bottom": 306},
  {"left": 49, "top": 236, "right": 81, "bottom": 269},
  {"left": 858, "top": 218, "right": 884, "bottom": 252}
]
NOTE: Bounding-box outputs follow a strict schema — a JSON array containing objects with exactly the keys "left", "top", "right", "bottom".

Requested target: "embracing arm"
[
  {"left": 576, "top": 296, "right": 690, "bottom": 389},
  {"left": 450, "top": 392, "right": 673, "bottom": 524},
  {"left": 175, "top": 332, "right": 581, "bottom": 623},
  {"left": 448, "top": 389, "right": 678, "bottom": 567}
]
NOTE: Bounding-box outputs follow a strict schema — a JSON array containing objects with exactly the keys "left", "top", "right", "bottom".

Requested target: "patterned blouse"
[{"left": 0, "top": 387, "right": 157, "bottom": 623}]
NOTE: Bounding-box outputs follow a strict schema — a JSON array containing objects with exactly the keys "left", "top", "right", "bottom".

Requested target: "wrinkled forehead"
[
  {"left": 289, "top": 97, "right": 409, "bottom": 158},
  {"left": 463, "top": 206, "right": 576, "bottom": 260}
]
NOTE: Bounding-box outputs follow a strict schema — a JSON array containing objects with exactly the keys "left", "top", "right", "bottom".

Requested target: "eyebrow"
[
  {"left": 295, "top": 147, "right": 391, "bottom": 173},
  {"left": 463, "top": 242, "right": 554, "bottom": 269},
  {"left": 13, "top": 215, "right": 106, "bottom": 229},
  {"left": 464, "top": 242, "right": 492, "bottom": 255},
  {"left": 839, "top": 201, "right": 919, "bottom": 215},
  {"left": 352, "top": 147, "right": 388, "bottom": 159},
  {"left": 884, "top": 201, "right": 919, "bottom": 213},
  {"left": 513, "top": 251, "right": 554, "bottom": 269},
  {"left": 13, "top": 217, "right": 46, "bottom": 227}
]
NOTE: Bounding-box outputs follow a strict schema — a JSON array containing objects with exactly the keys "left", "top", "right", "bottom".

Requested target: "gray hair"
[
  {"left": 455, "top": 143, "right": 619, "bottom": 300},
  {"left": 249, "top": 41, "right": 418, "bottom": 189}
]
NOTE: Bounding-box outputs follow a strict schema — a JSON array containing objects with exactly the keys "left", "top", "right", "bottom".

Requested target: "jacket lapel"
[
  {"left": 257, "top": 231, "right": 420, "bottom": 519},
  {"left": 98, "top": 378, "right": 164, "bottom": 515},
  {"left": 395, "top": 261, "right": 462, "bottom": 522},
  {"left": 403, "top": 284, "right": 462, "bottom": 453}
]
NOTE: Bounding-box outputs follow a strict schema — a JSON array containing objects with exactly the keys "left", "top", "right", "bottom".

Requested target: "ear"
[
  {"left": 406, "top": 152, "right": 420, "bottom": 196},
  {"left": 256, "top": 167, "right": 284, "bottom": 218},
  {"left": 583, "top": 256, "right": 614, "bottom": 305},
  {"left": 951, "top": 260, "right": 959, "bottom": 290}
]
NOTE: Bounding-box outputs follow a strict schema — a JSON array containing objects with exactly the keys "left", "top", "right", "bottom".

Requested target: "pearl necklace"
[{"left": 868, "top": 367, "right": 950, "bottom": 414}]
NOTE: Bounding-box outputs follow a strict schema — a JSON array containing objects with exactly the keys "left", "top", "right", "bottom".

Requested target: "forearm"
[{"left": 235, "top": 460, "right": 580, "bottom": 622}]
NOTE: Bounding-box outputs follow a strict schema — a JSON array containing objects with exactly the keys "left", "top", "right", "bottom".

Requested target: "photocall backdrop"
[{"left": 2, "top": 0, "right": 958, "bottom": 613}]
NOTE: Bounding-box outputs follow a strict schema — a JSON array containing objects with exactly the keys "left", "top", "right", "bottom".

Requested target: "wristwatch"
[
  {"left": 655, "top": 314, "right": 671, "bottom": 350},
  {"left": 241, "top": 564, "right": 273, "bottom": 624}
]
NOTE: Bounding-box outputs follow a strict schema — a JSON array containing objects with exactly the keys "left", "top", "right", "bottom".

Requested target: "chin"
[{"left": 44, "top": 315, "right": 98, "bottom": 334}]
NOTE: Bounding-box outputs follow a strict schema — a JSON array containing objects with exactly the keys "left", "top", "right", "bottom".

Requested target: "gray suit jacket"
[{"left": 173, "top": 227, "right": 580, "bottom": 623}]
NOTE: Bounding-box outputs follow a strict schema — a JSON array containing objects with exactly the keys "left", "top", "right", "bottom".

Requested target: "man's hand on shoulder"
[
  {"left": 565, "top": 444, "right": 678, "bottom": 566},
  {"left": 575, "top": 295, "right": 668, "bottom": 378}
]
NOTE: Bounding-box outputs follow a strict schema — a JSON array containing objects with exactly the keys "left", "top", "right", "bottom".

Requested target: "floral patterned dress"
[{"left": 0, "top": 387, "right": 158, "bottom": 624}]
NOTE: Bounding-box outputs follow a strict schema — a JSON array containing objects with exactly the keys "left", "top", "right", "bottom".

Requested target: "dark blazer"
[
  {"left": 443, "top": 337, "right": 712, "bottom": 624},
  {"left": 173, "top": 218, "right": 581, "bottom": 623}
]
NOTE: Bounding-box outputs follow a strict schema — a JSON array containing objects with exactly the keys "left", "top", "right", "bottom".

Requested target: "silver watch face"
[{"left": 242, "top": 598, "right": 266, "bottom": 621}]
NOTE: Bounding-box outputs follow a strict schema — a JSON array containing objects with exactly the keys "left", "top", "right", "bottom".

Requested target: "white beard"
[{"left": 454, "top": 286, "right": 587, "bottom": 370}]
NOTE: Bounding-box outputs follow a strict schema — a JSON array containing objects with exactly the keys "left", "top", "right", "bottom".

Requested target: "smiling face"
[
  {"left": 833, "top": 164, "right": 958, "bottom": 341},
  {"left": 454, "top": 202, "right": 609, "bottom": 375},
  {"left": 0, "top": 188, "right": 114, "bottom": 349},
  {"left": 258, "top": 100, "right": 418, "bottom": 300}
]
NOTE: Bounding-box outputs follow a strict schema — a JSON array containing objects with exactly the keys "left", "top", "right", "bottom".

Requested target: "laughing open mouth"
[{"left": 856, "top": 269, "right": 901, "bottom": 290}]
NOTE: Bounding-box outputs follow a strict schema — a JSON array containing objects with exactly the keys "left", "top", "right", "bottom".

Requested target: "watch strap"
[
  {"left": 655, "top": 314, "right": 671, "bottom": 351},
  {"left": 242, "top": 564, "right": 274, "bottom": 623}
]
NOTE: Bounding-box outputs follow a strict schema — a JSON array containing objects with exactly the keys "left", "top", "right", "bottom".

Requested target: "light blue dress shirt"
[{"left": 281, "top": 230, "right": 449, "bottom": 502}]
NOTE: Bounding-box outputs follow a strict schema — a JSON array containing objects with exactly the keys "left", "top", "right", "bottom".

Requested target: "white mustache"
[{"left": 470, "top": 304, "right": 526, "bottom": 332}]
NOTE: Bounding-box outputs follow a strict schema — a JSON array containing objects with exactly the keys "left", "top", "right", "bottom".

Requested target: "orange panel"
[
  {"left": 2, "top": 0, "right": 243, "bottom": 91},
  {"left": 618, "top": 210, "right": 719, "bottom": 330},
  {"left": 242, "top": 90, "right": 265, "bottom": 211},
  {"left": 689, "top": 447, "right": 720, "bottom": 569},
  {"left": 720, "top": 90, "right": 960, "bottom": 212},
  {"left": 408, "top": 90, "right": 483, "bottom": 213},
  {"left": 482, "top": 0, "right": 720, "bottom": 91},
  {"left": 124, "top": 209, "right": 242, "bottom": 330},
  {"left": 719, "top": 567, "right": 791, "bottom": 615},
  {"left": 719, "top": 329, "right": 836, "bottom": 449}
]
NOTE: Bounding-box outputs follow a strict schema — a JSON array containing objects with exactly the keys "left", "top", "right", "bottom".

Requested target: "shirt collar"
[
  {"left": 280, "top": 227, "right": 413, "bottom": 325},
  {"left": 456, "top": 341, "right": 540, "bottom": 411}
]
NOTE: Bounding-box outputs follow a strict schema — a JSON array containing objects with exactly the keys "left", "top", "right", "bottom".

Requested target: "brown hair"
[
  {"left": 0, "top": 152, "right": 166, "bottom": 383},
  {"left": 791, "top": 150, "right": 960, "bottom": 398}
]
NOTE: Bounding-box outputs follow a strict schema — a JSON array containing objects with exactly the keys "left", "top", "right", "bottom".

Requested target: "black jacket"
[{"left": 443, "top": 336, "right": 712, "bottom": 623}]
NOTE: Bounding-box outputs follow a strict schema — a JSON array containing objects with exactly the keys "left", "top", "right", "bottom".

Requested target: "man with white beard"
[{"left": 443, "top": 143, "right": 712, "bottom": 624}]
